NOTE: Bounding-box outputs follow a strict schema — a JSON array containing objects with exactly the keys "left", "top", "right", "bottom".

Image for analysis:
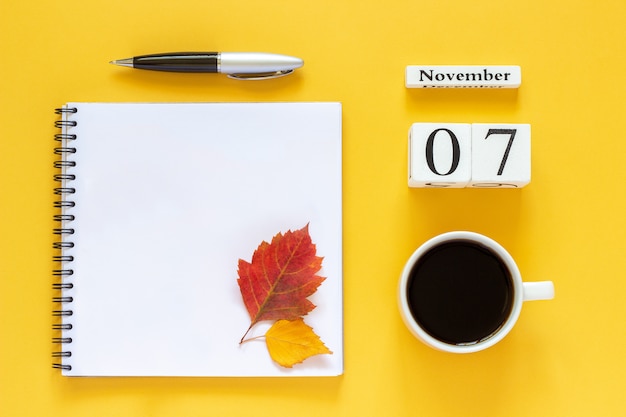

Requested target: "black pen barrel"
[{"left": 133, "top": 53, "right": 219, "bottom": 72}]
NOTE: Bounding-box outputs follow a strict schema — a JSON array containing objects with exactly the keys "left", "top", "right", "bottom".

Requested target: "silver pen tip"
[{"left": 109, "top": 58, "right": 133, "bottom": 68}]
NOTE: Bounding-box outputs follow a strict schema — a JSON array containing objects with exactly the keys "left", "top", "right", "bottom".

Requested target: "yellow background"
[{"left": 1, "top": 0, "right": 625, "bottom": 416}]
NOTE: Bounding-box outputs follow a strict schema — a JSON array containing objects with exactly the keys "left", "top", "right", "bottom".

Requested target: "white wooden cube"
[
  {"left": 408, "top": 123, "right": 471, "bottom": 188},
  {"left": 469, "top": 123, "right": 530, "bottom": 188}
]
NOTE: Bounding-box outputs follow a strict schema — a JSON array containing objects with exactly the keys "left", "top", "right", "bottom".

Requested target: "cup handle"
[{"left": 522, "top": 281, "right": 555, "bottom": 301}]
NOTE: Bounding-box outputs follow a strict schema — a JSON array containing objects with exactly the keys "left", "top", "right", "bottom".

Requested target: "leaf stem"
[
  {"left": 239, "top": 324, "right": 254, "bottom": 345},
  {"left": 239, "top": 334, "right": 265, "bottom": 345}
]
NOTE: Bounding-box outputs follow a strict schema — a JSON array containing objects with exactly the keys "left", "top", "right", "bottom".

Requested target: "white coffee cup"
[{"left": 398, "top": 231, "right": 554, "bottom": 353}]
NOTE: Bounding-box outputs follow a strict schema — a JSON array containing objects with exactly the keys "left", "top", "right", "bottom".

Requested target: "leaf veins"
[{"left": 237, "top": 224, "right": 325, "bottom": 343}]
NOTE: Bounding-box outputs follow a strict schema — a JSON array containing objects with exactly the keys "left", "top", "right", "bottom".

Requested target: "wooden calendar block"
[
  {"left": 406, "top": 65, "right": 521, "bottom": 89},
  {"left": 408, "top": 123, "right": 471, "bottom": 188},
  {"left": 469, "top": 123, "right": 530, "bottom": 188}
]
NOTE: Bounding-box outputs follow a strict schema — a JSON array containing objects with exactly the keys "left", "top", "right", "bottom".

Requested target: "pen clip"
[{"left": 226, "top": 69, "right": 295, "bottom": 80}]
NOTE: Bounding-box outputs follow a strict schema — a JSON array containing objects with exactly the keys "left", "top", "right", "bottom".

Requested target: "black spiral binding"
[{"left": 52, "top": 106, "right": 77, "bottom": 371}]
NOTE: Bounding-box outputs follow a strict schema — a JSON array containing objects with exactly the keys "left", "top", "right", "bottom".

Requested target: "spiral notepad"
[{"left": 52, "top": 102, "right": 343, "bottom": 377}]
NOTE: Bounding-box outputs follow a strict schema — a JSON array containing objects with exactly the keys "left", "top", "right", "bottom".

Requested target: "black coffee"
[{"left": 407, "top": 240, "right": 513, "bottom": 345}]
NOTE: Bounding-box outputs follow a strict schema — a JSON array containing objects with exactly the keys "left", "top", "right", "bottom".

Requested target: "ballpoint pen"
[{"left": 110, "top": 52, "right": 304, "bottom": 80}]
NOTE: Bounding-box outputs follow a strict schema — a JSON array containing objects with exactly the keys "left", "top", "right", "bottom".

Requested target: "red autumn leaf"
[{"left": 237, "top": 225, "right": 324, "bottom": 342}]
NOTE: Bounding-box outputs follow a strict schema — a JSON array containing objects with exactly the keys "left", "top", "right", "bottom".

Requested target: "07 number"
[{"left": 425, "top": 128, "right": 517, "bottom": 176}]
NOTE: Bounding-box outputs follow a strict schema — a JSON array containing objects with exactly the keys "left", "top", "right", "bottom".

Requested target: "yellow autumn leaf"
[{"left": 265, "top": 319, "right": 332, "bottom": 368}]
